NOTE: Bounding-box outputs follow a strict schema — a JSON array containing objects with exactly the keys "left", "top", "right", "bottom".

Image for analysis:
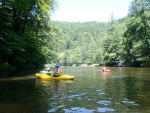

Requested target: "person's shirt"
[{"left": 45, "top": 67, "right": 50, "bottom": 71}]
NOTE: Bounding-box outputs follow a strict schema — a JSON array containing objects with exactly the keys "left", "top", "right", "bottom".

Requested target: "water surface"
[{"left": 0, "top": 67, "right": 150, "bottom": 113}]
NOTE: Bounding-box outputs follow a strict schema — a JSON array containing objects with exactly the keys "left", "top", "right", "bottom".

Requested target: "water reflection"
[
  {"left": 101, "top": 72, "right": 110, "bottom": 82},
  {"left": 53, "top": 80, "right": 61, "bottom": 98},
  {"left": 97, "top": 107, "right": 115, "bottom": 112},
  {"left": 63, "top": 107, "right": 95, "bottom": 113}
]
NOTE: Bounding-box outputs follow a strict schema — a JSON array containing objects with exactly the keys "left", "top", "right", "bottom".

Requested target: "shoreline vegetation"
[
  {"left": 1, "top": 0, "right": 150, "bottom": 71},
  {"left": 1, "top": 62, "right": 149, "bottom": 71}
]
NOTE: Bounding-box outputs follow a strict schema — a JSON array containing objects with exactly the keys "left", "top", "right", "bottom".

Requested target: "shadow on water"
[
  {"left": 0, "top": 68, "right": 42, "bottom": 82},
  {"left": 0, "top": 68, "right": 41, "bottom": 78}
]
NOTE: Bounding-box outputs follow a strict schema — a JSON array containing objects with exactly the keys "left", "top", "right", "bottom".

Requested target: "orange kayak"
[{"left": 101, "top": 69, "right": 111, "bottom": 72}]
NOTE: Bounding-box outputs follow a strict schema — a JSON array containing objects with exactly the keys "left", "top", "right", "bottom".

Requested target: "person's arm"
[{"left": 58, "top": 68, "right": 61, "bottom": 75}]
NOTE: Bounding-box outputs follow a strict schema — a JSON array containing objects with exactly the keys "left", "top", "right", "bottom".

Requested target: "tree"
[
  {"left": 0, "top": 0, "right": 58, "bottom": 70},
  {"left": 123, "top": 0, "right": 150, "bottom": 66},
  {"left": 102, "top": 21, "right": 126, "bottom": 66}
]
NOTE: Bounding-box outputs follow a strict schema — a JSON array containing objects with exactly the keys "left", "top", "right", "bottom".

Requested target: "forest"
[{"left": 0, "top": 0, "right": 150, "bottom": 71}]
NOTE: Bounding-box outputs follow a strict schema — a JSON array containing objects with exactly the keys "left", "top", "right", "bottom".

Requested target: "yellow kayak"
[{"left": 35, "top": 73, "right": 75, "bottom": 80}]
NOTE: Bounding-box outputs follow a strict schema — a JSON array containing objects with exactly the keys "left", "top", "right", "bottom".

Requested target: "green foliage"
[
  {"left": 123, "top": 0, "right": 150, "bottom": 66},
  {"left": 1, "top": 0, "right": 150, "bottom": 69},
  {"left": 54, "top": 0, "right": 150, "bottom": 67},
  {"left": 0, "top": 0, "right": 58, "bottom": 70},
  {"left": 54, "top": 21, "right": 109, "bottom": 65},
  {"left": 101, "top": 21, "right": 126, "bottom": 66}
]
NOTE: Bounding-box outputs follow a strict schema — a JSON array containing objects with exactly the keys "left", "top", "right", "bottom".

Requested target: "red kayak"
[{"left": 101, "top": 69, "right": 111, "bottom": 72}]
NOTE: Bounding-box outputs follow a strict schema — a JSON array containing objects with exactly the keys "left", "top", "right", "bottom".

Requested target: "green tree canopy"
[{"left": 0, "top": 0, "right": 58, "bottom": 70}]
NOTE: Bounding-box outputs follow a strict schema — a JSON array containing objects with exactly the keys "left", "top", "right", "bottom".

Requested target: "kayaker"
[
  {"left": 118, "top": 61, "right": 122, "bottom": 67},
  {"left": 44, "top": 66, "right": 51, "bottom": 71},
  {"left": 53, "top": 64, "right": 61, "bottom": 77},
  {"left": 102, "top": 65, "right": 107, "bottom": 71}
]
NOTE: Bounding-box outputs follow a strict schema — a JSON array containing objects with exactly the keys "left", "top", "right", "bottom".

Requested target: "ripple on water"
[
  {"left": 96, "top": 90, "right": 106, "bottom": 95},
  {"left": 122, "top": 98, "right": 139, "bottom": 106},
  {"left": 67, "top": 92, "right": 87, "bottom": 99},
  {"left": 48, "top": 105, "right": 65, "bottom": 112},
  {"left": 97, "top": 107, "right": 115, "bottom": 112},
  {"left": 97, "top": 100, "right": 111, "bottom": 106},
  {"left": 63, "top": 107, "right": 95, "bottom": 113}
]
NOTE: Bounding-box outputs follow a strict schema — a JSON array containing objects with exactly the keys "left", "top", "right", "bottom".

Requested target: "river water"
[{"left": 0, "top": 66, "right": 150, "bottom": 113}]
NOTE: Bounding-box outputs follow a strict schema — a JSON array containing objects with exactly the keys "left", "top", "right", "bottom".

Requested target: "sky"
[{"left": 51, "top": 0, "right": 133, "bottom": 22}]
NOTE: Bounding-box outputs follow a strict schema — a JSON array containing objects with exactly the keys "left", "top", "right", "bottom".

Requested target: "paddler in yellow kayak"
[{"left": 53, "top": 64, "right": 61, "bottom": 77}]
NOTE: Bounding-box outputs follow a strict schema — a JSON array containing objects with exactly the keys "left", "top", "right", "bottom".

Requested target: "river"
[{"left": 0, "top": 66, "right": 150, "bottom": 113}]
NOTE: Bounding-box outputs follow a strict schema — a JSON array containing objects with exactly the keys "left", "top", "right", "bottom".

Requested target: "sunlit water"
[{"left": 0, "top": 67, "right": 150, "bottom": 113}]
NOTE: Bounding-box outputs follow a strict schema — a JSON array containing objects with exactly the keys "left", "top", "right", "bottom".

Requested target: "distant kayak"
[
  {"left": 101, "top": 69, "right": 111, "bottom": 72},
  {"left": 36, "top": 73, "right": 75, "bottom": 80}
]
